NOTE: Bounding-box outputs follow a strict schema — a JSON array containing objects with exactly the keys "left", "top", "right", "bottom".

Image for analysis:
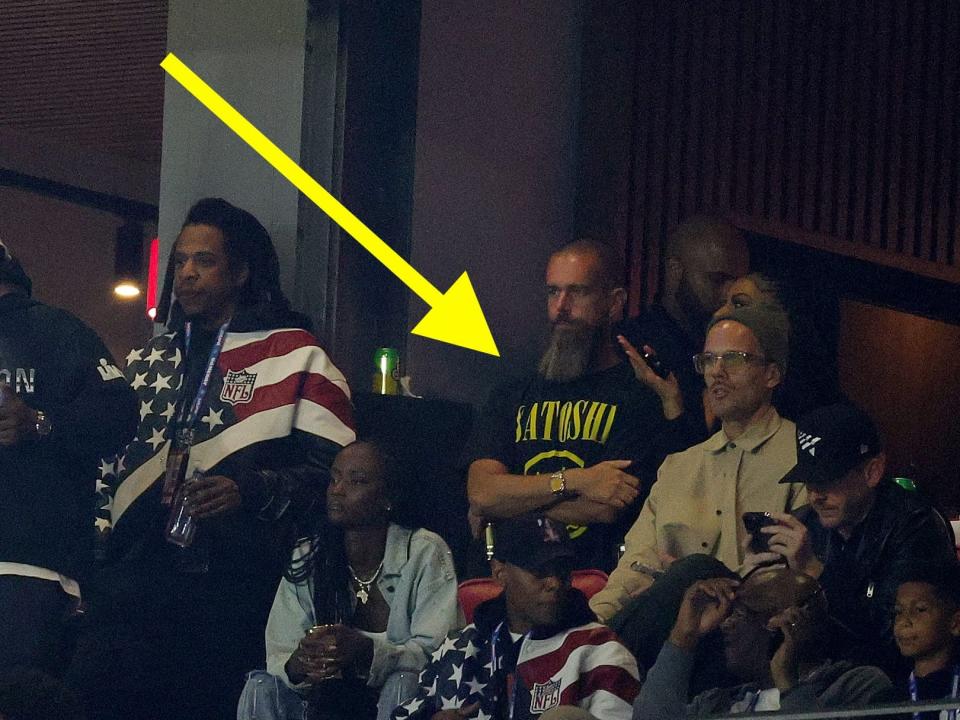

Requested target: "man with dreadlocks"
[{"left": 67, "top": 199, "right": 356, "bottom": 720}]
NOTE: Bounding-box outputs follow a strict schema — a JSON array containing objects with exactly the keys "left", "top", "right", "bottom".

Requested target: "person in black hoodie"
[
  {"left": 0, "top": 240, "right": 137, "bottom": 677},
  {"left": 66, "top": 199, "right": 356, "bottom": 720}
]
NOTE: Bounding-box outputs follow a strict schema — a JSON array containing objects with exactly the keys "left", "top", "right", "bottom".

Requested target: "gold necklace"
[{"left": 347, "top": 561, "right": 383, "bottom": 605}]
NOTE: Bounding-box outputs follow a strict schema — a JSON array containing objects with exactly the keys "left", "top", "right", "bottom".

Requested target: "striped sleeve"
[{"left": 532, "top": 624, "right": 641, "bottom": 720}]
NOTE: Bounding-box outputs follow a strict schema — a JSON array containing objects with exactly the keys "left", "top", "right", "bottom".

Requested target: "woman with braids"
[
  {"left": 238, "top": 440, "right": 460, "bottom": 720},
  {"left": 67, "top": 198, "right": 356, "bottom": 720}
]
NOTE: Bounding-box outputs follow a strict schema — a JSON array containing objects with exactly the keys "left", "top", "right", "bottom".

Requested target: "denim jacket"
[{"left": 265, "top": 524, "right": 460, "bottom": 690}]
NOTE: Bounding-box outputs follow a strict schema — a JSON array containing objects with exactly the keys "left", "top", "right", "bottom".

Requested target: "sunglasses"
[{"left": 693, "top": 351, "right": 767, "bottom": 374}]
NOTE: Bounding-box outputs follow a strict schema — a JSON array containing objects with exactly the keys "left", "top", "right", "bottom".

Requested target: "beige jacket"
[{"left": 590, "top": 408, "right": 805, "bottom": 621}]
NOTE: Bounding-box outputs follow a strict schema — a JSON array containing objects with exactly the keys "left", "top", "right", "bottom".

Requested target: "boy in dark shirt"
[{"left": 893, "top": 563, "right": 960, "bottom": 719}]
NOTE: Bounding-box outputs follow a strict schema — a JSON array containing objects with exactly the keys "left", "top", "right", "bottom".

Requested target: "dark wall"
[
  {"left": 0, "top": 186, "right": 153, "bottom": 363},
  {"left": 403, "top": 0, "right": 587, "bottom": 406},
  {"left": 326, "top": 0, "right": 422, "bottom": 393},
  {"left": 578, "top": 0, "right": 960, "bottom": 313}
]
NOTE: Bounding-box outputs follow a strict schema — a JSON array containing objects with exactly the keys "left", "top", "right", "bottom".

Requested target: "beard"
[{"left": 537, "top": 319, "right": 605, "bottom": 383}]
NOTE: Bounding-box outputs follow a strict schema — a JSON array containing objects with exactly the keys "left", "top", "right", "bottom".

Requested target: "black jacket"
[
  {"left": 798, "top": 480, "right": 956, "bottom": 678},
  {"left": 0, "top": 293, "right": 137, "bottom": 580},
  {"left": 618, "top": 304, "right": 710, "bottom": 444}
]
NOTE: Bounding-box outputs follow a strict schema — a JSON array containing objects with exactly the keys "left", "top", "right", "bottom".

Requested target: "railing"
[{"left": 711, "top": 697, "right": 959, "bottom": 719}]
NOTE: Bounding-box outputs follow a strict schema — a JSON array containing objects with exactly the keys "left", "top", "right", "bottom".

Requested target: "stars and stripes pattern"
[
  {"left": 392, "top": 625, "right": 498, "bottom": 720},
  {"left": 96, "top": 327, "right": 355, "bottom": 530},
  {"left": 392, "top": 621, "right": 640, "bottom": 719}
]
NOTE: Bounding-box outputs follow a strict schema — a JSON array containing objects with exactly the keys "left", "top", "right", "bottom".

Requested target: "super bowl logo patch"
[
  {"left": 529, "top": 679, "right": 561, "bottom": 713},
  {"left": 220, "top": 369, "right": 257, "bottom": 405}
]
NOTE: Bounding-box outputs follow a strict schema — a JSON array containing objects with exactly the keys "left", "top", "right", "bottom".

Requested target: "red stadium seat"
[{"left": 458, "top": 569, "right": 609, "bottom": 624}]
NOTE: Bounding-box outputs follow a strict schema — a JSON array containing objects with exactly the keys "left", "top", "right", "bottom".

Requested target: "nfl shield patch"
[
  {"left": 220, "top": 369, "right": 257, "bottom": 405},
  {"left": 530, "top": 679, "right": 561, "bottom": 713}
]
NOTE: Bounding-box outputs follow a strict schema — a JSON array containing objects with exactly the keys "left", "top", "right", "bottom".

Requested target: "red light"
[{"left": 146, "top": 237, "right": 159, "bottom": 319}]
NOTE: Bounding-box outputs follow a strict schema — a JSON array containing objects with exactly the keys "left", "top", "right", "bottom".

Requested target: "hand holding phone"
[
  {"left": 641, "top": 347, "right": 670, "bottom": 380},
  {"left": 742, "top": 511, "right": 777, "bottom": 554}
]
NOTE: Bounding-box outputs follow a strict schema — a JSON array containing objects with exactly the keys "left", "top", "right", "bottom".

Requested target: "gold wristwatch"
[{"left": 549, "top": 468, "right": 567, "bottom": 496}]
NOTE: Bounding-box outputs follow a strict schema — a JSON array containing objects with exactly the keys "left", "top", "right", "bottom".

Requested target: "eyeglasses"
[{"left": 692, "top": 351, "right": 767, "bottom": 374}]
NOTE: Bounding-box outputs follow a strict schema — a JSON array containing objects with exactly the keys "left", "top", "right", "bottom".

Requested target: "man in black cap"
[
  {"left": 392, "top": 516, "right": 640, "bottom": 720},
  {"left": 0, "top": 240, "right": 137, "bottom": 676},
  {"left": 747, "top": 402, "right": 956, "bottom": 678}
]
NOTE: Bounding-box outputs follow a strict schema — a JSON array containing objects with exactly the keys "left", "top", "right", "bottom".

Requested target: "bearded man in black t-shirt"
[{"left": 468, "top": 239, "right": 689, "bottom": 572}]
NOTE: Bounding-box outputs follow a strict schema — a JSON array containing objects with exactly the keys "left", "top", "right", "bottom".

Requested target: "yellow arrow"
[{"left": 160, "top": 52, "right": 499, "bottom": 357}]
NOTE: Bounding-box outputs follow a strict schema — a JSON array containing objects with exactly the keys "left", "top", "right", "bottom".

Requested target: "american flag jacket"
[
  {"left": 392, "top": 590, "right": 640, "bottom": 720},
  {"left": 96, "top": 317, "right": 356, "bottom": 573}
]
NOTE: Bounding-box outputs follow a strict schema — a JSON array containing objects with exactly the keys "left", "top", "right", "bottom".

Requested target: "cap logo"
[
  {"left": 798, "top": 431, "right": 822, "bottom": 457},
  {"left": 859, "top": 444, "right": 869, "bottom": 455},
  {"left": 538, "top": 518, "right": 562, "bottom": 543}
]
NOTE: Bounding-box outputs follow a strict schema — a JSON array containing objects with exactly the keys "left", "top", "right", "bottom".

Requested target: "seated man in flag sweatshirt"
[{"left": 392, "top": 516, "right": 640, "bottom": 720}]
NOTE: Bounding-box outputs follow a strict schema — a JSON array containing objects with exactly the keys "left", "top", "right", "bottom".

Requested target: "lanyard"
[
  {"left": 490, "top": 623, "right": 532, "bottom": 720},
  {"left": 172, "top": 321, "right": 229, "bottom": 444},
  {"left": 909, "top": 665, "right": 960, "bottom": 720}
]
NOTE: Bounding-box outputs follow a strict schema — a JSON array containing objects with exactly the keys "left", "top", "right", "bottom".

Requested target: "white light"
[{"left": 114, "top": 282, "right": 141, "bottom": 299}]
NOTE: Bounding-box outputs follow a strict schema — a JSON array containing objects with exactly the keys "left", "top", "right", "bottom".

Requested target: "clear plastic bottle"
[{"left": 165, "top": 469, "right": 202, "bottom": 547}]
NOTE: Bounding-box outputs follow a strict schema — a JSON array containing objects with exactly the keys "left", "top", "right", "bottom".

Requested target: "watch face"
[{"left": 550, "top": 472, "right": 564, "bottom": 494}]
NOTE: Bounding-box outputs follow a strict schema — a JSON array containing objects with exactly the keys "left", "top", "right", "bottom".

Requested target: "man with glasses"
[
  {"left": 590, "top": 303, "right": 806, "bottom": 627},
  {"left": 469, "top": 239, "right": 685, "bottom": 573}
]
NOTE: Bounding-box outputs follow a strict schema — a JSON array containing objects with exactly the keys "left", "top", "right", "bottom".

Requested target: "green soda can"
[{"left": 373, "top": 347, "right": 401, "bottom": 395}]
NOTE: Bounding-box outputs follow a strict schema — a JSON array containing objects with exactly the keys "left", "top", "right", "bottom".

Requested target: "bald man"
[
  {"left": 468, "top": 239, "right": 685, "bottom": 572},
  {"left": 635, "top": 568, "right": 892, "bottom": 719},
  {"left": 619, "top": 216, "right": 749, "bottom": 441}
]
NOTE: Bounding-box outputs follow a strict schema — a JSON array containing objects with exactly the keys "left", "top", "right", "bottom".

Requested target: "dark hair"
[
  {"left": 552, "top": 238, "right": 626, "bottom": 290},
  {"left": 156, "top": 197, "right": 302, "bottom": 329},
  {"left": 284, "top": 439, "right": 413, "bottom": 623},
  {"left": 663, "top": 215, "right": 744, "bottom": 261},
  {"left": 894, "top": 561, "right": 960, "bottom": 609}
]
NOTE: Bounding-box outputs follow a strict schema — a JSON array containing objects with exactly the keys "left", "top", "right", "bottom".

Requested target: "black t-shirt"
[{"left": 470, "top": 362, "right": 678, "bottom": 571}]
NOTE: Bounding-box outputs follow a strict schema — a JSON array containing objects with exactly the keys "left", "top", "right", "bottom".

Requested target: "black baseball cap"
[
  {"left": 492, "top": 516, "right": 575, "bottom": 573},
  {"left": 779, "top": 403, "right": 881, "bottom": 486}
]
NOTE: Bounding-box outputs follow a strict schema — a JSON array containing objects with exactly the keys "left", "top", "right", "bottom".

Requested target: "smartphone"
[
  {"left": 742, "top": 511, "right": 776, "bottom": 553},
  {"left": 641, "top": 348, "right": 670, "bottom": 379}
]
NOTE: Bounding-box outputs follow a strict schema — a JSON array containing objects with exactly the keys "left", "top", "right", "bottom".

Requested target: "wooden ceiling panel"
[{"left": 0, "top": 0, "right": 167, "bottom": 161}]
